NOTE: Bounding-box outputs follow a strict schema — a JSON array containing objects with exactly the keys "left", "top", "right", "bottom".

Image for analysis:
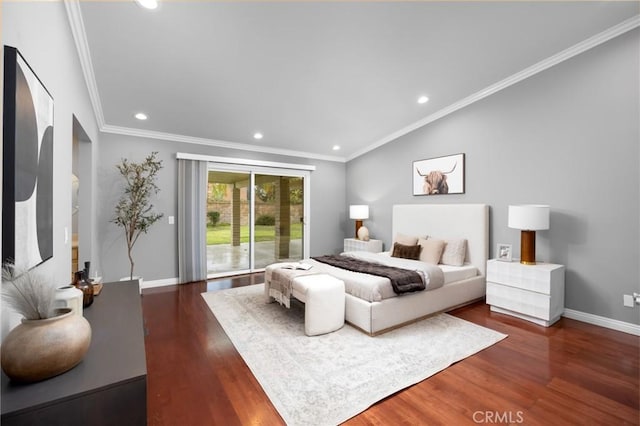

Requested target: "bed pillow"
[
  {"left": 440, "top": 238, "right": 468, "bottom": 266},
  {"left": 391, "top": 242, "right": 421, "bottom": 260},
  {"left": 393, "top": 233, "right": 419, "bottom": 246},
  {"left": 418, "top": 238, "right": 445, "bottom": 265}
]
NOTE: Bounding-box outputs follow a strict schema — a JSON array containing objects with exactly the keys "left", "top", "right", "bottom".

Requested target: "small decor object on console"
[
  {"left": 54, "top": 285, "right": 84, "bottom": 316},
  {"left": 92, "top": 280, "right": 104, "bottom": 296},
  {"left": 1, "top": 264, "right": 92, "bottom": 382},
  {"left": 496, "top": 243, "right": 512, "bottom": 262},
  {"left": 72, "top": 270, "right": 94, "bottom": 308}
]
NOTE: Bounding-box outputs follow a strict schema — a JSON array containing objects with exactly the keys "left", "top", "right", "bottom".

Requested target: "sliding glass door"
[
  {"left": 206, "top": 164, "right": 308, "bottom": 278},
  {"left": 253, "top": 174, "right": 304, "bottom": 269},
  {"left": 206, "top": 170, "right": 251, "bottom": 275}
]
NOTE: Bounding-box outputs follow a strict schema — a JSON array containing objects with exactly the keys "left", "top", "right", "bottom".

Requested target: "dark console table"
[{"left": 1, "top": 281, "right": 147, "bottom": 425}]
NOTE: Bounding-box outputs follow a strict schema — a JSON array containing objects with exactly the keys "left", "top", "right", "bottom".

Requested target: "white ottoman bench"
[{"left": 292, "top": 274, "right": 345, "bottom": 336}]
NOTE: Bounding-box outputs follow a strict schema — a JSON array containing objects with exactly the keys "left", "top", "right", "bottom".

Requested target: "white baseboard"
[
  {"left": 563, "top": 309, "right": 640, "bottom": 336},
  {"left": 141, "top": 277, "right": 180, "bottom": 289},
  {"left": 135, "top": 281, "right": 640, "bottom": 336}
]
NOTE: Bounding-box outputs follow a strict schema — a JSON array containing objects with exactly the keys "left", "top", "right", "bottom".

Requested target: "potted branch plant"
[{"left": 112, "top": 152, "right": 164, "bottom": 281}]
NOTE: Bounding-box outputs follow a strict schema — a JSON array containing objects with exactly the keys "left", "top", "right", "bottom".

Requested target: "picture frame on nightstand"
[{"left": 497, "top": 243, "right": 512, "bottom": 262}]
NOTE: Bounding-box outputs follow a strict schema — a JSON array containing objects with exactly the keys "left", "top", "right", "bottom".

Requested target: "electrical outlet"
[{"left": 623, "top": 294, "right": 634, "bottom": 307}]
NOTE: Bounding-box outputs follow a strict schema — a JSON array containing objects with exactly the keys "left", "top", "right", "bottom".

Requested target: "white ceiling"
[{"left": 73, "top": 1, "right": 639, "bottom": 162}]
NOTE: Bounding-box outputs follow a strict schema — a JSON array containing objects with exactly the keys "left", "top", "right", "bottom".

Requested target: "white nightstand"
[
  {"left": 486, "top": 259, "right": 565, "bottom": 327},
  {"left": 343, "top": 238, "right": 383, "bottom": 253}
]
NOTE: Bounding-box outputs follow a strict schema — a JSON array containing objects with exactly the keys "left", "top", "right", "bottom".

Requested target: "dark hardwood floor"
[{"left": 142, "top": 274, "right": 639, "bottom": 425}]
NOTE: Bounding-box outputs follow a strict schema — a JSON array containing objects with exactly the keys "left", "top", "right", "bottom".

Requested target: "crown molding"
[
  {"left": 101, "top": 124, "right": 346, "bottom": 163},
  {"left": 64, "top": 0, "right": 105, "bottom": 128},
  {"left": 346, "top": 14, "right": 640, "bottom": 161}
]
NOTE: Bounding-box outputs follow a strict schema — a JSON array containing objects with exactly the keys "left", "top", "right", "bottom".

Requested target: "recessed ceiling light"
[
  {"left": 417, "top": 95, "right": 429, "bottom": 104},
  {"left": 253, "top": 132, "right": 263, "bottom": 140},
  {"left": 332, "top": 145, "right": 341, "bottom": 151},
  {"left": 135, "top": 0, "right": 158, "bottom": 10},
  {"left": 134, "top": 112, "right": 148, "bottom": 120}
]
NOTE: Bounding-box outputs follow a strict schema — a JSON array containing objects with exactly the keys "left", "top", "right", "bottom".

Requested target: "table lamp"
[
  {"left": 349, "top": 205, "right": 369, "bottom": 240},
  {"left": 508, "top": 205, "right": 549, "bottom": 265}
]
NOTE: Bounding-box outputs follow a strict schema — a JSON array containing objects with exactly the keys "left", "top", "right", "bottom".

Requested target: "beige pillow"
[
  {"left": 391, "top": 243, "right": 421, "bottom": 260},
  {"left": 440, "top": 239, "right": 468, "bottom": 266},
  {"left": 418, "top": 238, "right": 445, "bottom": 265},
  {"left": 393, "top": 233, "right": 418, "bottom": 246}
]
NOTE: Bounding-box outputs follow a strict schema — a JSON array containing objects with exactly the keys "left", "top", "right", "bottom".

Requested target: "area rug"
[{"left": 201, "top": 284, "right": 507, "bottom": 426}]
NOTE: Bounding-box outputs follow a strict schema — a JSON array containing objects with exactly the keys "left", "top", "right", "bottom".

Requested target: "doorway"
[
  {"left": 206, "top": 164, "right": 309, "bottom": 278},
  {"left": 71, "top": 116, "right": 93, "bottom": 278}
]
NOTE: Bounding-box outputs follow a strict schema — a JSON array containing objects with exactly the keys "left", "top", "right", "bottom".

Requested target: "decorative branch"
[{"left": 1, "top": 263, "right": 57, "bottom": 320}]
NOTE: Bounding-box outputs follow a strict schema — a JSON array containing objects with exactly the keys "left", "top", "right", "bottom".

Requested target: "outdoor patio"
[{"left": 207, "top": 239, "right": 302, "bottom": 276}]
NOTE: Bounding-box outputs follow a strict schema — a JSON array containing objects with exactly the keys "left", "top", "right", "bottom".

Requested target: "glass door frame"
[{"left": 206, "top": 162, "right": 311, "bottom": 279}]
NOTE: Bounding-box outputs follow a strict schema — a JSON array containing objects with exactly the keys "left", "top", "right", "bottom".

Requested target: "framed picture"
[
  {"left": 2, "top": 46, "right": 54, "bottom": 269},
  {"left": 497, "top": 243, "right": 512, "bottom": 262},
  {"left": 413, "top": 153, "right": 465, "bottom": 196}
]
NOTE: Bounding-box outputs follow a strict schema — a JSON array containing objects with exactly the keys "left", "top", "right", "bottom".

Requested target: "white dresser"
[
  {"left": 486, "top": 259, "right": 565, "bottom": 327},
  {"left": 343, "top": 238, "right": 383, "bottom": 253}
]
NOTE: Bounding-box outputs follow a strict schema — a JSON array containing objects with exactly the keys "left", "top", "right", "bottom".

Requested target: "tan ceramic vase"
[{"left": 1, "top": 308, "right": 92, "bottom": 382}]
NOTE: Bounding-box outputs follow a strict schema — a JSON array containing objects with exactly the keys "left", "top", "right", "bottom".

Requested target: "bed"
[{"left": 267, "top": 203, "right": 489, "bottom": 335}]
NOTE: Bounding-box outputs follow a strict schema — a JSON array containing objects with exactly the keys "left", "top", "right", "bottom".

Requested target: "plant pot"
[
  {"left": 119, "top": 276, "right": 143, "bottom": 293},
  {"left": 1, "top": 308, "right": 92, "bottom": 382}
]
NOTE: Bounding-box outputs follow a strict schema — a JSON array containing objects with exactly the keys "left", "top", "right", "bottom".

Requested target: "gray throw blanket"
[{"left": 311, "top": 255, "right": 425, "bottom": 294}]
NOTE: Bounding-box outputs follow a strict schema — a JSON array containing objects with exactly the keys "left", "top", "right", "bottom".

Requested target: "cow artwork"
[
  {"left": 412, "top": 153, "right": 465, "bottom": 196},
  {"left": 416, "top": 163, "right": 457, "bottom": 195}
]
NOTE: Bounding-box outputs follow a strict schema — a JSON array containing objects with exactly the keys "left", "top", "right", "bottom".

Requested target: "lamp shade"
[
  {"left": 508, "top": 205, "right": 550, "bottom": 231},
  {"left": 349, "top": 205, "right": 369, "bottom": 220}
]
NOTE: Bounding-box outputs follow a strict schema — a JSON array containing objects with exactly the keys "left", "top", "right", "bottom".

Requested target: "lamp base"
[
  {"left": 355, "top": 220, "right": 363, "bottom": 239},
  {"left": 520, "top": 230, "right": 537, "bottom": 265}
]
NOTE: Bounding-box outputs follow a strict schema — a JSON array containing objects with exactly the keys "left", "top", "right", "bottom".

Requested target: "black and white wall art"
[
  {"left": 2, "top": 46, "right": 54, "bottom": 269},
  {"left": 413, "top": 153, "right": 465, "bottom": 196}
]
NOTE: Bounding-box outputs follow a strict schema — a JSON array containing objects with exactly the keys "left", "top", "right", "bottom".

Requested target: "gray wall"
[
  {"left": 346, "top": 29, "right": 639, "bottom": 324},
  {"left": 2, "top": 2, "right": 101, "bottom": 336},
  {"left": 97, "top": 134, "right": 346, "bottom": 282}
]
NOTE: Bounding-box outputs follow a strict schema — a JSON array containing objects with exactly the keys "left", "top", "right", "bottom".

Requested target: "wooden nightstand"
[
  {"left": 486, "top": 259, "right": 565, "bottom": 327},
  {"left": 343, "top": 238, "right": 383, "bottom": 253}
]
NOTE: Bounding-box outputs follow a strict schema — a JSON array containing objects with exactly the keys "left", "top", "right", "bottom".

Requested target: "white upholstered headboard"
[{"left": 392, "top": 204, "right": 489, "bottom": 277}]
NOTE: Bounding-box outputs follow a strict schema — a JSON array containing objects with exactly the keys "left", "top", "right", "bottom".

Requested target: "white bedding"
[
  {"left": 374, "top": 250, "right": 479, "bottom": 284},
  {"left": 440, "top": 264, "right": 479, "bottom": 284},
  {"left": 303, "top": 251, "right": 477, "bottom": 303}
]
